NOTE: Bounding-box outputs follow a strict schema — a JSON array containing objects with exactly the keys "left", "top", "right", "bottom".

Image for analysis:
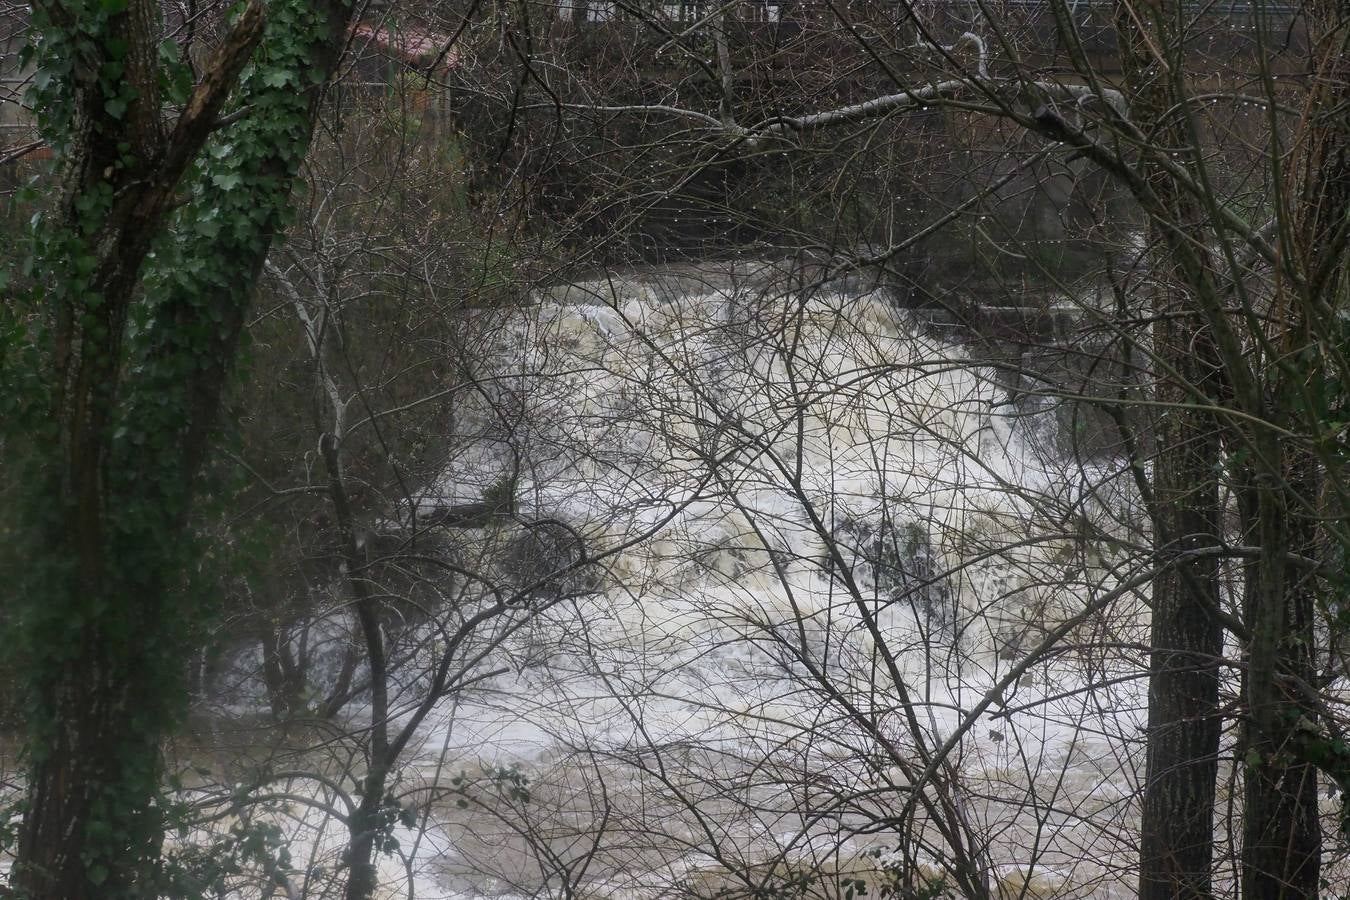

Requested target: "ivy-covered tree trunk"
[{"left": 2, "top": 1, "right": 356, "bottom": 895}]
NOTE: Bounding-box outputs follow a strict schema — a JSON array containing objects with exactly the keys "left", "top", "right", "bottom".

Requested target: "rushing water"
[
  {"left": 184, "top": 264, "right": 1155, "bottom": 898},
  {"left": 377, "top": 264, "right": 1148, "bottom": 898}
]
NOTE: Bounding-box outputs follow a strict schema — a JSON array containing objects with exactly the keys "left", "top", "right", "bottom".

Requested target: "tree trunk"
[
  {"left": 1137, "top": 326, "right": 1224, "bottom": 900},
  {"left": 343, "top": 768, "right": 391, "bottom": 900},
  {"left": 262, "top": 625, "right": 309, "bottom": 718},
  {"left": 1239, "top": 0, "right": 1348, "bottom": 883},
  {"left": 1239, "top": 446, "right": 1321, "bottom": 898},
  {"left": 9, "top": 2, "right": 356, "bottom": 895},
  {"left": 319, "top": 432, "right": 391, "bottom": 900},
  {"left": 14, "top": 631, "right": 170, "bottom": 897},
  {"left": 1111, "top": 4, "right": 1229, "bottom": 897}
]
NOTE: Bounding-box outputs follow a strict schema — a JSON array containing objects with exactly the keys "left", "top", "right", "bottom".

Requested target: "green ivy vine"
[{"left": 0, "top": 0, "right": 350, "bottom": 894}]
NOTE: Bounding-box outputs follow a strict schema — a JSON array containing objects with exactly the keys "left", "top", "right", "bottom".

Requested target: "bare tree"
[
  {"left": 415, "top": 0, "right": 1350, "bottom": 896},
  {"left": 6, "top": 0, "right": 1347, "bottom": 897}
]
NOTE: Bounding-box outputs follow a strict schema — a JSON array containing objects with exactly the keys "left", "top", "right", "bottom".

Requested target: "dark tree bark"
[
  {"left": 318, "top": 433, "right": 391, "bottom": 900},
  {"left": 1111, "top": 4, "right": 1228, "bottom": 897},
  {"left": 1239, "top": 446, "right": 1322, "bottom": 899},
  {"left": 1239, "top": 0, "right": 1350, "bottom": 890},
  {"left": 1137, "top": 371, "right": 1224, "bottom": 900},
  {"left": 262, "top": 625, "right": 310, "bottom": 718},
  {"left": 1119, "top": 0, "right": 1348, "bottom": 885},
  {"left": 8, "top": 1, "right": 358, "bottom": 896}
]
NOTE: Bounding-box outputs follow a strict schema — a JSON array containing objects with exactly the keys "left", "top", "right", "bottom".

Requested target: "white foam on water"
[{"left": 147, "top": 270, "right": 1150, "bottom": 898}]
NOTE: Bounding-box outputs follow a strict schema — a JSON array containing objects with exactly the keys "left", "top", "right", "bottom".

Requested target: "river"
[{"left": 193, "top": 261, "right": 1152, "bottom": 899}]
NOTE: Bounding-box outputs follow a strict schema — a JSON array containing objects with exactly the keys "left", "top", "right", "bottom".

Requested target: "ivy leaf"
[
  {"left": 104, "top": 96, "right": 128, "bottom": 120},
  {"left": 263, "top": 70, "right": 295, "bottom": 88}
]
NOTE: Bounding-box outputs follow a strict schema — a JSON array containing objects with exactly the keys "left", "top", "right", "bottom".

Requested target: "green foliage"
[
  {"left": 158, "top": 809, "right": 293, "bottom": 900},
  {"left": 0, "top": 0, "right": 351, "bottom": 893},
  {"left": 483, "top": 471, "right": 519, "bottom": 515},
  {"left": 486, "top": 762, "right": 531, "bottom": 803}
]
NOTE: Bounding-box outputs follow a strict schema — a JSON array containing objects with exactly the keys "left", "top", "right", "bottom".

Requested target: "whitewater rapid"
[
  {"left": 397, "top": 266, "right": 1151, "bottom": 898},
  {"left": 162, "top": 264, "right": 1152, "bottom": 899}
]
